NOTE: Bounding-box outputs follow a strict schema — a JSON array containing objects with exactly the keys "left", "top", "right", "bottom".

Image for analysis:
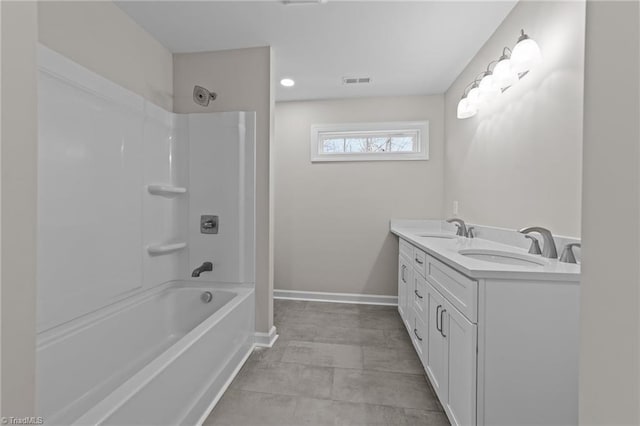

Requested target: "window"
[{"left": 310, "top": 121, "right": 429, "bottom": 162}]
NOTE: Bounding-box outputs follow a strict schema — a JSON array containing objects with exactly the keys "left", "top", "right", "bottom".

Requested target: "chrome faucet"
[
  {"left": 447, "top": 218, "right": 468, "bottom": 237},
  {"left": 192, "top": 262, "right": 213, "bottom": 277},
  {"left": 518, "top": 227, "right": 558, "bottom": 259}
]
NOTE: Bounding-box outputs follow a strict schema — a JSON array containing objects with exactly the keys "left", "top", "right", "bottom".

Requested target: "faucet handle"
[
  {"left": 524, "top": 235, "right": 542, "bottom": 255},
  {"left": 467, "top": 226, "right": 475, "bottom": 239},
  {"left": 559, "top": 243, "right": 581, "bottom": 264}
]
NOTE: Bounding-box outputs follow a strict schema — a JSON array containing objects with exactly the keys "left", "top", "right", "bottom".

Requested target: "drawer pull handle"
[
  {"left": 436, "top": 305, "right": 442, "bottom": 332},
  {"left": 414, "top": 328, "right": 423, "bottom": 341},
  {"left": 414, "top": 289, "right": 423, "bottom": 299},
  {"left": 414, "top": 257, "right": 424, "bottom": 265},
  {"left": 440, "top": 309, "right": 447, "bottom": 338},
  {"left": 401, "top": 265, "right": 406, "bottom": 283}
]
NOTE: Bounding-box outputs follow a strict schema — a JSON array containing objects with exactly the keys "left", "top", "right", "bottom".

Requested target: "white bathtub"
[{"left": 37, "top": 281, "right": 255, "bottom": 425}]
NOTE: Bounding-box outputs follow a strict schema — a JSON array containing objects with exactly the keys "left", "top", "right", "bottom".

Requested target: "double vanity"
[{"left": 391, "top": 219, "right": 580, "bottom": 426}]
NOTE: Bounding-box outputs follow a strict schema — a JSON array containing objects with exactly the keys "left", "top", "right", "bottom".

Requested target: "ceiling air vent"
[
  {"left": 282, "top": 0, "right": 328, "bottom": 4},
  {"left": 343, "top": 77, "right": 371, "bottom": 85}
]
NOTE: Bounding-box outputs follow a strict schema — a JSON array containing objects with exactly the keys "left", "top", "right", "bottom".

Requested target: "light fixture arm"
[
  {"left": 461, "top": 79, "right": 481, "bottom": 99},
  {"left": 485, "top": 60, "right": 499, "bottom": 73},
  {"left": 499, "top": 46, "right": 513, "bottom": 61}
]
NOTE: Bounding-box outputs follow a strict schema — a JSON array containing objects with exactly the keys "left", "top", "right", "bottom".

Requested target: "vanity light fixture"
[
  {"left": 280, "top": 78, "right": 295, "bottom": 87},
  {"left": 478, "top": 66, "right": 501, "bottom": 104},
  {"left": 492, "top": 49, "right": 519, "bottom": 89},
  {"left": 510, "top": 30, "right": 542, "bottom": 74},
  {"left": 457, "top": 81, "right": 479, "bottom": 119},
  {"left": 457, "top": 29, "right": 541, "bottom": 120}
]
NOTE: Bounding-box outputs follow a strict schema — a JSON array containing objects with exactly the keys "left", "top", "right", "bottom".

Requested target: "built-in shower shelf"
[
  {"left": 147, "top": 185, "right": 187, "bottom": 197},
  {"left": 147, "top": 242, "right": 187, "bottom": 256}
]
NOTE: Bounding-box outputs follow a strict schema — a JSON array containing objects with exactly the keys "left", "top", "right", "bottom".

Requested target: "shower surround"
[{"left": 36, "top": 45, "right": 256, "bottom": 425}]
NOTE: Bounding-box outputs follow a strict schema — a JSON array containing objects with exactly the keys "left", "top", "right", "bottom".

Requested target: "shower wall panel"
[
  {"left": 36, "top": 46, "right": 255, "bottom": 333},
  {"left": 185, "top": 112, "right": 255, "bottom": 285},
  {"left": 37, "top": 46, "right": 187, "bottom": 332}
]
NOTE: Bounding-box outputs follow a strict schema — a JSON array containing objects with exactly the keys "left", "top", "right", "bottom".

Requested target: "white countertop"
[{"left": 391, "top": 220, "right": 580, "bottom": 282}]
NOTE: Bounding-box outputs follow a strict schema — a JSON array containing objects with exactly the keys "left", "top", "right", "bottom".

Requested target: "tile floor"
[{"left": 204, "top": 299, "right": 449, "bottom": 426}]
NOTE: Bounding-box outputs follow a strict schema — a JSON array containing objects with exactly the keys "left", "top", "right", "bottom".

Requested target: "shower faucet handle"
[{"left": 201, "top": 215, "right": 219, "bottom": 234}]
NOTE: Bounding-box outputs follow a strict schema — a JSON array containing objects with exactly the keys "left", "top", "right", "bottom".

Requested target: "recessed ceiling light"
[{"left": 280, "top": 78, "right": 295, "bottom": 87}]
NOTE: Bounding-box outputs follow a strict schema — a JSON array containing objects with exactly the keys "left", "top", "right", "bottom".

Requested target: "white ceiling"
[{"left": 116, "top": 1, "right": 517, "bottom": 102}]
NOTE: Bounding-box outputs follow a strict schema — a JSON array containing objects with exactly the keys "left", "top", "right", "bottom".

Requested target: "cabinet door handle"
[
  {"left": 414, "top": 257, "right": 424, "bottom": 265},
  {"left": 435, "top": 305, "right": 441, "bottom": 332},
  {"left": 414, "top": 289, "right": 423, "bottom": 299},
  {"left": 414, "top": 328, "right": 423, "bottom": 341},
  {"left": 440, "top": 309, "right": 447, "bottom": 338},
  {"left": 401, "top": 265, "right": 406, "bottom": 283}
]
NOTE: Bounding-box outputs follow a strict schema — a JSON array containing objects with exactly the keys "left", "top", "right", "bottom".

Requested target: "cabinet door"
[
  {"left": 443, "top": 299, "right": 477, "bottom": 426},
  {"left": 425, "top": 282, "right": 448, "bottom": 400},
  {"left": 403, "top": 269, "right": 413, "bottom": 334},
  {"left": 398, "top": 255, "right": 412, "bottom": 330}
]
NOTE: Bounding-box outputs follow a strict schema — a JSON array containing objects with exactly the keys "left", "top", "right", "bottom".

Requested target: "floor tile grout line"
[
  {"left": 249, "top": 346, "right": 427, "bottom": 377},
  {"left": 223, "top": 387, "right": 447, "bottom": 414},
  {"left": 232, "top": 362, "right": 444, "bottom": 413},
  {"left": 249, "top": 357, "right": 427, "bottom": 377}
]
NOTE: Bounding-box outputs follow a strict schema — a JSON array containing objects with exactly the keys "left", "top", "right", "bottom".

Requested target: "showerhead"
[{"left": 193, "top": 85, "right": 217, "bottom": 107}]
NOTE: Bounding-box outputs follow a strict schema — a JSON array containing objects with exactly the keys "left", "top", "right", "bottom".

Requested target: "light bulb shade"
[
  {"left": 466, "top": 87, "right": 480, "bottom": 108},
  {"left": 510, "top": 38, "right": 541, "bottom": 74},
  {"left": 457, "top": 97, "right": 477, "bottom": 119},
  {"left": 478, "top": 74, "right": 500, "bottom": 103},
  {"left": 492, "top": 58, "right": 518, "bottom": 89}
]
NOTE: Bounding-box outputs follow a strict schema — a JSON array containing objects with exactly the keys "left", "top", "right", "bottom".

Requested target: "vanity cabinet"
[
  {"left": 396, "top": 235, "right": 579, "bottom": 426},
  {"left": 398, "top": 242, "right": 477, "bottom": 426}
]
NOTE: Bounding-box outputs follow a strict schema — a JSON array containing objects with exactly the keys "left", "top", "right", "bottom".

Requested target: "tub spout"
[{"left": 192, "top": 262, "right": 213, "bottom": 277}]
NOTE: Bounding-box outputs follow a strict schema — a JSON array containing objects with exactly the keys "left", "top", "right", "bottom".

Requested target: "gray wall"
[
  {"left": 579, "top": 1, "right": 640, "bottom": 423},
  {"left": 173, "top": 47, "right": 275, "bottom": 334},
  {"left": 443, "top": 0, "right": 586, "bottom": 237},
  {"left": 1, "top": 1, "right": 38, "bottom": 417},
  {"left": 274, "top": 95, "right": 444, "bottom": 296},
  {"left": 38, "top": 1, "right": 174, "bottom": 110}
]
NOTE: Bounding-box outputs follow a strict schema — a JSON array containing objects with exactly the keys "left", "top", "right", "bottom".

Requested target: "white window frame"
[{"left": 310, "top": 121, "right": 429, "bottom": 162}]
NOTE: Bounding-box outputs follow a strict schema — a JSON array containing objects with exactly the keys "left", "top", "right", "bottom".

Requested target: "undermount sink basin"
[
  {"left": 458, "top": 249, "right": 546, "bottom": 267},
  {"left": 415, "top": 233, "right": 457, "bottom": 239}
]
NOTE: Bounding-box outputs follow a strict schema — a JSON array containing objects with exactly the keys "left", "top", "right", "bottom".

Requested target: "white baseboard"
[
  {"left": 254, "top": 326, "right": 278, "bottom": 348},
  {"left": 274, "top": 289, "right": 397, "bottom": 306}
]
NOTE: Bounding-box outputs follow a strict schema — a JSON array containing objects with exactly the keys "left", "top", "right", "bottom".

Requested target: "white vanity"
[{"left": 391, "top": 220, "right": 580, "bottom": 426}]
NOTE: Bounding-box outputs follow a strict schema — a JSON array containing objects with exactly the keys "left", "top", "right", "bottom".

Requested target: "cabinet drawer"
[
  {"left": 399, "top": 238, "right": 413, "bottom": 260},
  {"left": 426, "top": 254, "right": 478, "bottom": 323},
  {"left": 413, "top": 273, "right": 428, "bottom": 321},
  {"left": 413, "top": 247, "right": 427, "bottom": 277}
]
